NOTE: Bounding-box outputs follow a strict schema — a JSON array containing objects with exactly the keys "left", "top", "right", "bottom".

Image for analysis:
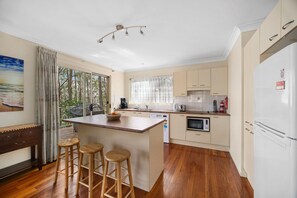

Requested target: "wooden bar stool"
[
  {"left": 54, "top": 137, "right": 80, "bottom": 192},
  {"left": 76, "top": 143, "right": 105, "bottom": 198},
  {"left": 101, "top": 149, "right": 135, "bottom": 198}
]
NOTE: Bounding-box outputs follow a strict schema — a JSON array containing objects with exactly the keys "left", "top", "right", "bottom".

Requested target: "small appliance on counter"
[
  {"left": 213, "top": 100, "right": 218, "bottom": 112},
  {"left": 174, "top": 104, "right": 186, "bottom": 112},
  {"left": 119, "top": 98, "right": 128, "bottom": 109}
]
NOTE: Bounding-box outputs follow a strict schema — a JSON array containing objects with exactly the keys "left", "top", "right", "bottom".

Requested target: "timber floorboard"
[{"left": 0, "top": 143, "right": 253, "bottom": 198}]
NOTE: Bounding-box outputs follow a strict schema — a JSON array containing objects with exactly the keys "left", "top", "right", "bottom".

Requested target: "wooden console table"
[{"left": 0, "top": 124, "right": 43, "bottom": 179}]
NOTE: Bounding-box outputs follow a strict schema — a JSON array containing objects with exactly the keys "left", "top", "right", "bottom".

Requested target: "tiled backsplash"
[
  {"left": 128, "top": 90, "right": 227, "bottom": 112},
  {"left": 174, "top": 91, "right": 227, "bottom": 112}
]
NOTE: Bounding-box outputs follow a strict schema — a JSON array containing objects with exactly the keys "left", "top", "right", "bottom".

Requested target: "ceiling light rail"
[{"left": 97, "top": 24, "right": 146, "bottom": 43}]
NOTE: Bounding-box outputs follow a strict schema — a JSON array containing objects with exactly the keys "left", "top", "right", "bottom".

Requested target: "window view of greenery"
[
  {"left": 58, "top": 67, "right": 109, "bottom": 127},
  {"left": 130, "top": 75, "right": 173, "bottom": 104}
]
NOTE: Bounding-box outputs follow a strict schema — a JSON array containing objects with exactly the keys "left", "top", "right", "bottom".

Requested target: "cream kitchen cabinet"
[
  {"left": 210, "top": 116, "right": 230, "bottom": 146},
  {"left": 281, "top": 0, "right": 297, "bottom": 36},
  {"left": 132, "top": 112, "right": 150, "bottom": 117},
  {"left": 210, "top": 67, "right": 228, "bottom": 95},
  {"left": 244, "top": 121, "right": 254, "bottom": 187},
  {"left": 116, "top": 110, "right": 132, "bottom": 116},
  {"left": 260, "top": 0, "right": 281, "bottom": 54},
  {"left": 187, "top": 69, "right": 210, "bottom": 90},
  {"left": 187, "top": 70, "right": 199, "bottom": 89},
  {"left": 243, "top": 30, "right": 259, "bottom": 188},
  {"left": 260, "top": 0, "right": 297, "bottom": 54},
  {"left": 173, "top": 71, "right": 187, "bottom": 96},
  {"left": 116, "top": 110, "right": 150, "bottom": 117},
  {"left": 186, "top": 131, "right": 210, "bottom": 144},
  {"left": 198, "top": 69, "right": 211, "bottom": 89},
  {"left": 170, "top": 114, "right": 186, "bottom": 140}
]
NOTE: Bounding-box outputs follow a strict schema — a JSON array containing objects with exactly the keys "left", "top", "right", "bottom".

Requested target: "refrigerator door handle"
[
  {"left": 254, "top": 121, "right": 285, "bottom": 136},
  {"left": 260, "top": 128, "right": 284, "bottom": 138},
  {"left": 288, "top": 137, "right": 297, "bottom": 141}
]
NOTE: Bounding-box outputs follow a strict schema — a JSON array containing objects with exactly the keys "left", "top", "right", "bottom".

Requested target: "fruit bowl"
[{"left": 106, "top": 113, "right": 121, "bottom": 121}]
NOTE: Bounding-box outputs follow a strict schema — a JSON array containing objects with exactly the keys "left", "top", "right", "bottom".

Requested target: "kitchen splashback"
[{"left": 174, "top": 91, "right": 227, "bottom": 112}]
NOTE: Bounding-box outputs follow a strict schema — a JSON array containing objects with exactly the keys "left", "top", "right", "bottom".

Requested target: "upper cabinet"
[
  {"left": 187, "top": 69, "right": 210, "bottom": 91},
  {"left": 281, "top": 0, "right": 297, "bottom": 36},
  {"left": 198, "top": 69, "right": 211, "bottom": 89},
  {"left": 260, "top": 0, "right": 297, "bottom": 54},
  {"left": 210, "top": 67, "right": 228, "bottom": 95},
  {"left": 173, "top": 71, "right": 187, "bottom": 97},
  {"left": 260, "top": 1, "right": 281, "bottom": 54},
  {"left": 187, "top": 70, "right": 199, "bottom": 89}
]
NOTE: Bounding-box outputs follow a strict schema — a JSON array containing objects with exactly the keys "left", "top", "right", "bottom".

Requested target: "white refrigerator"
[{"left": 254, "top": 42, "right": 297, "bottom": 198}]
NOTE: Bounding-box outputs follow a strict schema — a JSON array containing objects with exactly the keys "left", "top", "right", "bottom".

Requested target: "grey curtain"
[{"left": 36, "top": 46, "right": 59, "bottom": 164}]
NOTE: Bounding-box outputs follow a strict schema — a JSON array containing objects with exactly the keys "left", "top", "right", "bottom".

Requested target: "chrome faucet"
[{"left": 145, "top": 105, "right": 149, "bottom": 110}]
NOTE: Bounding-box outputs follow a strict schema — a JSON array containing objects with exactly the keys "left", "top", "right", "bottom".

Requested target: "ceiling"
[{"left": 0, "top": 0, "right": 277, "bottom": 72}]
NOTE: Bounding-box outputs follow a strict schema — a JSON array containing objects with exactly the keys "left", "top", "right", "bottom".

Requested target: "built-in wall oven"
[{"left": 187, "top": 117, "right": 210, "bottom": 132}]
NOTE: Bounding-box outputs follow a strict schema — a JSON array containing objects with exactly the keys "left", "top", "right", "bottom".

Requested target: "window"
[
  {"left": 130, "top": 75, "right": 173, "bottom": 104},
  {"left": 58, "top": 66, "right": 109, "bottom": 127}
]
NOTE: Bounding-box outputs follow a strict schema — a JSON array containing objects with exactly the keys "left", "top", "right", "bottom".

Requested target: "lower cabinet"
[
  {"left": 116, "top": 111, "right": 150, "bottom": 117},
  {"left": 186, "top": 131, "right": 210, "bottom": 144},
  {"left": 169, "top": 114, "right": 186, "bottom": 140},
  {"left": 117, "top": 110, "right": 230, "bottom": 148},
  {"left": 210, "top": 116, "right": 230, "bottom": 146}
]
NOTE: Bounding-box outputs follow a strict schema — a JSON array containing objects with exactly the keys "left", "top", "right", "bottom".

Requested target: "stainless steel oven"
[{"left": 187, "top": 117, "right": 210, "bottom": 132}]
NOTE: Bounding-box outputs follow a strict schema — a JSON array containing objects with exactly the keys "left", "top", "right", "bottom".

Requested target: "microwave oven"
[{"left": 187, "top": 117, "right": 210, "bottom": 132}]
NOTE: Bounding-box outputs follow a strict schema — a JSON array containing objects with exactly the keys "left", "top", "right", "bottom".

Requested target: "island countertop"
[{"left": 63, "top": 114, "right": 165, "bottom": 133}]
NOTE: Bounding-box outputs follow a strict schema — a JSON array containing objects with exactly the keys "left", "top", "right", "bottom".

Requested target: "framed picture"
[{"left": 0, "top": 55, "right": 24, "bottom": 112}]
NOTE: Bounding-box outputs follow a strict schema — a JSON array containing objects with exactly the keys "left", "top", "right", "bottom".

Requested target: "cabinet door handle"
[
  {"left": 245, "top": 121, "right": 249, "bottom": 124},
  {"left": 212, "top": 92, "right": 219, "bottom": 95},
  {"left": 282, "top": 20, "right": 295, "bottom": 30},
  {"left": 195, "top": 134, "right": 201, "bottom": 136},
  {"left": 200, "top": 84, "right": 205, "bottom": 87},
  {"left": 250, "top": 131, "right": 254, "bottom": 135},
  {"left": 269, "top": 34, "right": 279, "bottom": 41},
  {"left": 213, "top": 116, "right": 219, "bottom": 118},
  {"left": 192, "top": 85, "right": 197, "bottom": 87},
  {"left": 245, "top": 128, "right": 250, "bottom": 131}
]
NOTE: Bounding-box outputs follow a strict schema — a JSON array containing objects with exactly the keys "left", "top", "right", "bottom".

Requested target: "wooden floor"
[{"left": 0, "top": 141, "right": 253, "bottom": 198}]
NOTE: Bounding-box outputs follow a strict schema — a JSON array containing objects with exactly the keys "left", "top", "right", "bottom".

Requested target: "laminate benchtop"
[{"left": 63, "top": 114, "right": 165, "bottom": 133}]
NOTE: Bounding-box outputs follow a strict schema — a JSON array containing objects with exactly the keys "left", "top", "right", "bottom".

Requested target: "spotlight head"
[
  {"left": 125, "top": 29, "right": 128, "bottom": 36},
  {"left": 140, "top": 28, "right": 144, "bottom": 35},
  {"left": 98, "top": 39, "right": 103, "bottom": 43},
  {"left": 112, "top": 33, "right": 115, "bottom": 40}
]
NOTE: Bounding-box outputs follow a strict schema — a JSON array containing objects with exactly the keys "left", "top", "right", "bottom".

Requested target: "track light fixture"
[{"left": 97, "top": 24, "right": 146, "bottom": 44}]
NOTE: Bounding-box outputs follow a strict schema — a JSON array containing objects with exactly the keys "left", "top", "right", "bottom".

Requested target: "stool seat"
[
  {"left": 58, "top": 137, "right": 79, "bottom": 147},
  {"left": 80, "top": 143, "right": 103, "bottom": 154},
  {"left": 105, "top": 149, "right": 130, "bottom": 162}
]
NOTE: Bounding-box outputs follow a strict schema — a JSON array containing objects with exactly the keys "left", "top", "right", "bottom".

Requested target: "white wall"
[
  {"left": 0, "top": 31, "right": 124, "bottom": 169},
  {"left": 0, "top": 32, "right": 37, "bottom": 168}
]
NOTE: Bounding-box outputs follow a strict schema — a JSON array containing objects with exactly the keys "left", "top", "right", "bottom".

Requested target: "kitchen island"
[{"left": 63, "top": 114, "right": 164, "bottom": 192}]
